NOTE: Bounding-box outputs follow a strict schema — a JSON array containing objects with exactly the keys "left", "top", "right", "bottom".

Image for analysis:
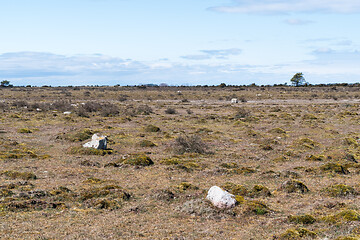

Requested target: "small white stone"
[
  {"left": 83, "top": 134, "right": 107, "bottom": 150},
  {"left": 63, "top": 111, "right": 72, "bottom": 115},
  {"left": 206, "top": 186, "right": 236, "bottom": 209}
]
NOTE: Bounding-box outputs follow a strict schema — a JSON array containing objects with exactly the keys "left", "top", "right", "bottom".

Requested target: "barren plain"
[{"left": 0, "top": 85, "right": 360, "bottom": 239}]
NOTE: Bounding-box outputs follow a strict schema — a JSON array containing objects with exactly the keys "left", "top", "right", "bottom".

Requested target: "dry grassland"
[{"left": 0, "top": 85, "right": 360, "bottom": 239}]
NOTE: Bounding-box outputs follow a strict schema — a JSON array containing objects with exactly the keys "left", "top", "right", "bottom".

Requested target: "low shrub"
[
  {"left": 144, "top": 125, "right": 160, "bottom": 132},
  {"left": 173, "top": 135, "right": 209, "bottom": 154},
  {"left": 280, "top": 180, "right": 309, "bottom": 193},
  {"left": 139, "top": 140, "right": 156, "bottom": 147},
  {"left": 165, "top": 108, "right": 177, "bottom": 114}
]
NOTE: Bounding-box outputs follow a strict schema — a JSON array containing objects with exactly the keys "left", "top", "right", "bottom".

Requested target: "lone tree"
[
  {"left": 290, "top": 73, "right": 307, "bottom": 87},
  {"left": 1, "top": 80, "right": 13, "bottom": 88}
]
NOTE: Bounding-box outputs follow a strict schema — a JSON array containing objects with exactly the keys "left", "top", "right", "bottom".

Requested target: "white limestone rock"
[
  {"left": 206, "top": 186, "right": 236, "bottom": 209},
  {"left": 83, "top": 134, "right": 107, "bottom": 150}
]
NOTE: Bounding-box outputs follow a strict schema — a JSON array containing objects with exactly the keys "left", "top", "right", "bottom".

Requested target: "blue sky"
[{"left": 1, "top": 0, "right": 360, "bottom": 86}]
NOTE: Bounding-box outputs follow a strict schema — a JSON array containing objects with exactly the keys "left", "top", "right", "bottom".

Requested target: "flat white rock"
[
  {"left": 206, "top": 186, "right": 236, "bottom": 209},
  {"left": 83, "top": 134, "right": 107, "bottom": 149}
]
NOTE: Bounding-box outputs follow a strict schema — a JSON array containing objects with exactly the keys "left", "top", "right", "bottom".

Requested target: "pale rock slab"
[
  {"left": 83, "top": 134, "right": 107, "bottom": 149},
  {"left": 206, "top": 186, "right": 236, "bottom": 209}
]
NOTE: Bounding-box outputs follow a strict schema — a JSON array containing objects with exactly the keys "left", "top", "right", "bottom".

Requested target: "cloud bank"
[
  {"left": 209, "top": 0, "right": 360, "bottom": 14},
  {"left": 1, "top": 50, "right": 360, "bottom": 86},
  {"left": 181, "top": 48, "right": 242, "bottom": 60}
]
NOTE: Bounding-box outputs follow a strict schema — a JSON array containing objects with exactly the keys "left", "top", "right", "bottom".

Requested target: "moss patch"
[
  {"left": 278, "top": 228, "right": 317, "bottom": 239},
  {"left": 280, "top": 180, "right": 309, "bottom": 193},
  {"left": 320, "top": 163, "right": 349, "bottom": 174},
  {"left": 322, "top": 184, "right": 357, "bottom": 197},
  {"left": 69, "top": 146, "right": 113, "bottom": 156},
  {"left": 144, "top": 125, "right": 160, "bottom": 132},
  {"left": 288, "top": 214, "right": 316, "bottom": 224},
  {"left": 322, "top": 210, "right": 360, "bottom": 223},
  {"left": 121, "top": 154, "right": 154, "bottom": 166},
  {"left": 139, "top": 140, "right": 157, "bottom": 147},
  {"left": 17, "top": 128, "right": 32, "bottom": 133},
  {"left": 1, "top": 170, "right": 37, "bottom": 180}
]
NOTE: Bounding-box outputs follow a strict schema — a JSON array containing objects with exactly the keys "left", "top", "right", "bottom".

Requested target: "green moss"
[
  {"left": 144, "top": 125, "right": 160, "bottom": 132},
  {"left": 0, "top": 146, "right": 41, "bottom": 160},
  {"left": 322, "top": 184, "right": 357, "bottom": 197},
  {"left": 17, "top": 128, "right": 32, "bottom": 133},
  {"left": 288, "top": 214, "right": 316, "bottom": 224},
  {"left": 122, "top": 154, "right": 154, "bottom": 166},
  {"left": 66, "top": 129, "right": 94, "bottom": 142},
  {"left": 322, "top": 210, "right": 360, "bottom": 223},
  {"left": 297, "top": 138, "right": 318, "bottom": 149},
  {"left": 249, "top": 185, "right": 271, "bottom": 197},
  {"left": 196, "top": 127, "right": 213, "bottom": 133},
  {"left": 303, "top": 113, "right": 318, "bottom": 120},
  {"left": 79, "top": 185, "right": 130, "bottom": 201},
  {"left": 245, "top": 200, "right": 269, "bottom": 215},
  {"left": 269, "top": 127, "right": 287, "bottom": 134},
  {"left": 320, "top": 162, "right": 349, "bottom": 174},
  {"left": 279, "top": 229, "right": 300, "bottom": 240},
  {"left": 335, "top": 236, "right": 360, "bottom": 240},
  {"left": 83, "top": 177, "right": 104, "bottom": 184},
  {"left": 220, "top": 163, "right": 256, "bottom": 174},
  {"left": 220, "top": 162, "right": 239, "bottom": 169},
  {"left": 160, "top": 157, "right": 200, "bottom": 171},
  {"left": 221, "top": 182, "right": 248, "bottom": 196},
  {"left": 344, "top": 137, "right": 359, "bottom": 147},
  {"left": 1, "top": 170, "right": 37, "bottom": 180},
  {"left": 160, "top": 157, "right": 181, "bottom": 165},
  {"left": 280, "top": 180, "right": 309, "bottom": 193},
  {"left": 139, "top": 140, "right": 156, "bottom": 147},
  {"left": 279, "top": 228, "right": 317, "bottom": 240},
  {"left": 177, "top": 161, "right": 201, "bottom": 171},
  {"left": 175, "top": 182, "right": 199, "bottom": 192},
  {"left": 235, "top": 195, "right": 245, "bottom": 203},
  {"left": 69, "top": 146, "right": 113, "bottom": 156},
  {"left": 92, "top": 199, "right": 121, "bottom": 210}
]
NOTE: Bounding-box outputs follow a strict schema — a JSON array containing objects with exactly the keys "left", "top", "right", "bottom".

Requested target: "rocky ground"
[{"left": 0, "top": 85, "right": 359, "bottom": 239}]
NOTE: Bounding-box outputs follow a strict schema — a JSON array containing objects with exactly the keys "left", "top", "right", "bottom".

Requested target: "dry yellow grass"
[{"left": 0, "top": 85, "right": 359, "bottom": 239}]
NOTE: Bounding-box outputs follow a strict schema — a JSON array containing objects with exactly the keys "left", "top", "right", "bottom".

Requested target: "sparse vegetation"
[
  {"left": 173, "top": 135, "right": 209, "bottom": 154},
  {"left": 1, "top": 85, "right": 360, "bottom": 239}
]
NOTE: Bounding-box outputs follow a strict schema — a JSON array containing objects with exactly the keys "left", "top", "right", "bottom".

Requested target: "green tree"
[
  {"left": 290, "top": 73, "right": 306, "bottom": 87},
  {"left": 1, "top": 80, "right": 12, "bottom": 87}
]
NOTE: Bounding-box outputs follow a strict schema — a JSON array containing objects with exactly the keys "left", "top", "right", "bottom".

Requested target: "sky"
[{"left": 1, "top": 0, "right": 360, "bottom": 86}]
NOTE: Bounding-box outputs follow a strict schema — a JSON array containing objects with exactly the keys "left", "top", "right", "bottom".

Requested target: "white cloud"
[
  {"left": 181, "top": 55, "right": 212, "bottom": 60},
  {"left": 181, "top": 48, "right": 242, "bottom": 60},
  {"left": 0, "top": 52, "right": 146, "bottom": 78},
  {"left": 313, "top": 47, "right": 334, "bottom": 54},
  {"left": 1, "top": 50, "right": 360, "bottom": 86},
  {"left": 209, "top": 0, "right": 360, "bottom": 14}
]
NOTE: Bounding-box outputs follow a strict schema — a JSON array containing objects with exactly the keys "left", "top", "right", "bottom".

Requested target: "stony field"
[{"left": 0, "top": 85, "right": 360, "bottom": 239}]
